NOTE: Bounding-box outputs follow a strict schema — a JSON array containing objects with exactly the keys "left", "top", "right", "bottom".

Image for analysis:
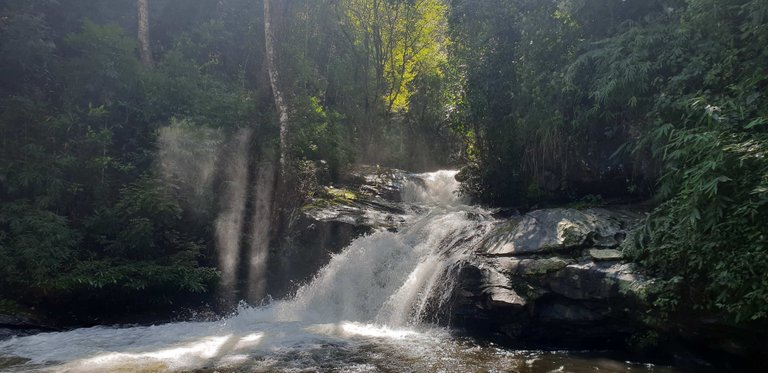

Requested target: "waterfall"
[
  {"left": 0, "top": 170, "right": 499, "bottom": 372},
  {"left": 273, "top": 170, "right": 491, "bottom": 325},
  {"left": 278, "top": 207, "right": 493, "bottom": 326},
  {"left": 0, "top": 170, "right": 673, "bottom": 372},
  {"left": 401, "top": 169, "right": 468, "bottom": 205}
]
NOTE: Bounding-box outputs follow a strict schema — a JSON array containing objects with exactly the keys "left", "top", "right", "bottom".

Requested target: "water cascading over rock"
[
  {"left": 0, "top": 170, "right": 505, "bottom": 372},
  {"left": 276, "top": 172, "right": 494, "bottom": 325},
  {"left": 0, "top": 169, "right": 660, "bottom": 372}
]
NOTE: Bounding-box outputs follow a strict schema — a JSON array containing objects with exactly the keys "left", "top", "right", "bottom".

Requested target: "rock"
[
  {"left": 482, "top": 208, "right": 641, "bottom": 255},
  {"left": 303, "top": 193, "right": 408, "bottom": 231},
  {"left": 0, "top": 313, "right": 58, "bottom": 339},
  {"left": 492, "top": 257, "right": 572, "bottom": 276},
  {"left": 339, "top": 165, "right": 408, "bottom": 202},
  {"left": 270, "top": 166, "right": 413, "bottom": 298},
  {"left": 0, "top": 314, "right": 34, "bottom": 329},
  {"left": 485, "top": 286, "right": 527, "bottom": 308},
  {"left": 586, "top": 248, "right": 623, "bottom": 261},
  {"left": 479, "top": 266, "right": 527, "bottom": 307},
  {"left": 452, "top": 259, "right": 650, "bottom": 347},
  {"left": 546, "top": 262, "right": 648, "bottom": 301},
  {"left": 536, "top": 301, "right": 608, "bottom": 322},
  {"left": 451, "top": 207, "right": 651, "bottom": 348}
]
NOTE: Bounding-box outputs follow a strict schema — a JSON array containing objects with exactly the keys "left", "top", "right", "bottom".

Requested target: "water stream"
[{"left": 0, "top": 171, "right": 677, "bottom": 372}]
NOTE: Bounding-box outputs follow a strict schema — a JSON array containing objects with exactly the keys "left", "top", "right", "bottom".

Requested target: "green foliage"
[
  {"left": 0, "top": 10, "right": 254, "bottom": 317},
  {"left": 623, "top": 0, "right": 768, "bottom": 324},
  {"left": 629, "top": 97, "right": 768, "bottom": 323},
  {"left": 292, "top": 97, "right": 352, "bottom": 178},
  {"left": 281, "top": 0, "right": 457, "bottom": 168},
  {"left": 450, "top": 0, "right": 768, "bottom": 326},
  {"left": 59, "top": 261, "right": 218, "bottom": 294},
  {"left": 0, "top": 203, "right": 80, "bottom": 289},
  {"left": 61, "top": 20, "right": 141, "bottom": 106}
]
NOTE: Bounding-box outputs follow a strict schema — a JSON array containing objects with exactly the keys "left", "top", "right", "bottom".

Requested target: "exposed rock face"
[
  {"left": 280, "top": 168, "right": 653, "bottom": 348},
  {"left": 269, "top": 165, "right": 415, "bottom": 298},
  {"left": 451, "top": 207, "right": 651, "bottom": 348},
  {"left": 483, "top": 208, "right": 637, "bottom": 255}
]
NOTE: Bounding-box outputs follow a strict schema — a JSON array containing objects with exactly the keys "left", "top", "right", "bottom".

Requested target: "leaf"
[{"left": 745, "top": 117, "right": 767, "bottom": 129}]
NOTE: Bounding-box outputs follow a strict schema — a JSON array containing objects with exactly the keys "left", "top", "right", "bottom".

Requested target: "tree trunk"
[
  {"left": 264, "top": 0, "right": 290, "bottom": 176},
  {"left": 137, "top": 0, "right": 154, "bottom": 67}
]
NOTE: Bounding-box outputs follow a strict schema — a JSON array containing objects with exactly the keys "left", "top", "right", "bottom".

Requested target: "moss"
[
  {"left": 587, "top": 249, "right": 623, "bottom": 261},
  {"left": 302, "top": 187, "right": 359, "bottom": 211},
  {"left": 518, "top": 258, "right": 570, "bottom": 275},
  {"left": 560, "top": 225, "right": 586, "bottom": 247},
  {"left": 326, "top": 187, "right": 358, "bottom": 201}
]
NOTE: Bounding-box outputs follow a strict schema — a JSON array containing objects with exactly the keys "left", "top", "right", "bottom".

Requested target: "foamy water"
[{"left": 0, "top": 171, "right": 676, "bottom": 372}]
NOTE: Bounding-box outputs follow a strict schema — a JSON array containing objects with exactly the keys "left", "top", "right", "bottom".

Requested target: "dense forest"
[{"left": 1, "top": 0, "right": 767, "bottom": 345}]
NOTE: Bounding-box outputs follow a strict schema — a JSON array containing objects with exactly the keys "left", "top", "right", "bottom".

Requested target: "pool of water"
[{"left": 0, "top": 318, "right": 677, "bottom": 372}]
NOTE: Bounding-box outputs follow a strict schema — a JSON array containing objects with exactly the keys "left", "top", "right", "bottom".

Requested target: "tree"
[
  {"left": 263, "top": 0, "right": 289, "bottom": 176},
  {"left": 338, "top": 0, "right": 449, "bottom": 159},
  {"left": 137, "top": 0, "right": 153, "bottom": 67}
]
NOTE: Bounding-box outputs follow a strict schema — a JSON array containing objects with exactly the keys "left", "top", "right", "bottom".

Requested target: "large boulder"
[
  {"left": 482, "top": 208, "right": 640, "bottom": 255},
  {"left": 451, "top": 207, "right": 651, "bottom": 348}
]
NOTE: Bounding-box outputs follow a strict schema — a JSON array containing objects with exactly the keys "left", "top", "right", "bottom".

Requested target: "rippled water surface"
[
  {"left": 0, "top": 171, "right": 679, "bottom": 372},
  {"left": 0, "top": 319, "right": 677, "bottom": 372}
]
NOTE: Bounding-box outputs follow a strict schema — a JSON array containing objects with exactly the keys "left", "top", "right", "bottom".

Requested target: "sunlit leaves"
[{"left": 341, "top": 0, "right": 449, "bottom": 112}]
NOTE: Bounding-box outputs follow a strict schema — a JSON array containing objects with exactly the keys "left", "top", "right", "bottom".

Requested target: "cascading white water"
[
  {"left": 277, "top": 170, "right": 490, "bottom": 326},
  {"left": 0, "top": 170, "right": 675, "bottom": 372},
  {"left": 0, "top": 170, "right": 490, "bottom": 371},
  {"left": 401, "top": 170, "right": 468, "bottom": 205},
  {"left": 278, "top": 204, "right": 493, "bottom": 326}
]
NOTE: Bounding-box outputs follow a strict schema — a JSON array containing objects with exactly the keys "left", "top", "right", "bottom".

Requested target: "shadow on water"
[{"left": 0, "top": 171, "right": 713, "bottom": 372}]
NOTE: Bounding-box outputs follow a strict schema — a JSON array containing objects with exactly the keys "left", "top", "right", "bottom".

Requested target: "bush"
[{"left": 628, "top": 97, "right": 768, "bottom": 323}]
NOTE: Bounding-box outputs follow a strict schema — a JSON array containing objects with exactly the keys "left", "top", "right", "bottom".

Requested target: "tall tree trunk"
[
  {"left": 264, "top": 0, "right": 289, "bottom": 176},
  {"left": 137, "top": 0, "right": 154, "bottom": 67}
]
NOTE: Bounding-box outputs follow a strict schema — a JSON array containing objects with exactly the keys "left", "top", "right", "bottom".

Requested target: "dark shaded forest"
[{"left": 1, "top": 0, "right": 767, "bottom": 343}]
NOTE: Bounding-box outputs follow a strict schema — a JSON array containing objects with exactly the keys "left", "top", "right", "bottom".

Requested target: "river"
[{"left": 0, "top": 171, "right": 676, "bottom": 372}]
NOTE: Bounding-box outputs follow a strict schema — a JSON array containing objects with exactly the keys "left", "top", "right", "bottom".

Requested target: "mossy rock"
[{"left": 586, "top": 248, "right": 623, "bottom": 261}]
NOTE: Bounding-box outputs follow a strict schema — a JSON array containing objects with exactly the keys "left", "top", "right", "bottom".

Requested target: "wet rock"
[
  {"left": 339, "top": 165, "right": 408, "bottom": 202},
  {"left": 303, "top": 191, "right": 408, "bottom": 231},
  {"left": 587, "top": 248, "right": 623, "bottom": 261},
  {"left": 482, "top": 208, "right": 641, "bottom": 255},
  {"left": 0, "top": 313, "right": 58, "bottom": 340},
  {"left": 546, "top": 262, "right": 648, "bottom": 301},
  {"left": 271, "top": 166, "right": 413, "bottom": 298},
  {"left": 479, "top": 267, "right": 527, "bottom": 308},
  {"left": 452, "top": 207, "right": 650, "bottom": 348}
]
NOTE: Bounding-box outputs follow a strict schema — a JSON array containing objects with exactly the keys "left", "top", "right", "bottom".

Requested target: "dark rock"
[
  {"left": 0, "top": 313, "right": 54, "bottom": 330},
  {"left": 269, "top": 165, "right": 413, "bottom": 299},
  {"left": 339, "top": 165, "right": 408, "bottom": 202},
  {"left": 492, "top": 257, "right": 574, "bottom": 276},
  {"left": 490, "top": 207, "right": 520, "bottom": 219},
  {"left": 451, "top": 207, "right": 650, "bottom": 348},
  {"left": 0, "top": 313, "right": 59, "bottom": 340}
]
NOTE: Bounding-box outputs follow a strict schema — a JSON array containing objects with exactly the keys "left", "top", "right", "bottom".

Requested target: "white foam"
[
  {"left": 401, "top": 170, "right": 468, "bottom": 205},
  {"left": 0, "top": 170, "right": 496, "bottom": 372}
]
